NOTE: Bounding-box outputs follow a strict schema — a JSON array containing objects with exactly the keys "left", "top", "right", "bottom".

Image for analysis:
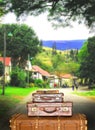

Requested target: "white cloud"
[{"left": 2, "top": 13, "right": 94, "bottom": 40}]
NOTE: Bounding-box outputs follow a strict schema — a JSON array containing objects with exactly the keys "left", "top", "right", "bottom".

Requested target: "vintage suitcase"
[
  {"left": 32, "top": 93, "right": 64, "bottom": 103},
  {"left": 36, "top": 90, "right": 59, "bottom": 94},
  {"left": 27, "top": 101, "right": 73, "bottom": 116},
  {"left": 10, "top": 113, "right": 87, "bottom": 130}
]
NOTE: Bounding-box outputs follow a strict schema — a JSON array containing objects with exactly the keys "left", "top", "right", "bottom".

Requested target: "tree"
[
  {"left": 78, "top": 41, "right": 88, "bottom": 62},
  {"left": 0, "top": 0, "right": 7, "bottom": 17},
  {"left": 0, "top": 24, "right": 40, "bottom": 68},
  {"left": 10, "top": 67, "right": 26, "bottom": 87},
  {"left": 0, "top": 61, "right": 3, "bottom": 76},
  {"left": 78, "top": 36, "right": 95, "bottom": 86},
  {"left": 1, "top": 0, "right": 95, "bottom": 28},
  {"left": 70, "top": 49, "right": 78, "bottom": 62},
  {"left": 52, "top": 41, "right": 57, "bottom": 55}
]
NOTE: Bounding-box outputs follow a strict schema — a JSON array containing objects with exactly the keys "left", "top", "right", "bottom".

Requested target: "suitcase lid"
[
  {"left": 10, "top": 113, "right": 87, "bottom": 125},
  {"left": 36, "top": 90, "right": 59, "bottom": 94},
  {"left": 10, "top": 113, "right": 86, "bottom": 119},
  {"left": 32, "top": 93, "right": 64, "bottom": 96}
]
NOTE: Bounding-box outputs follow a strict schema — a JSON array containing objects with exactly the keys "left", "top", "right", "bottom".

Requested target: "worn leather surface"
[
  {"left": 10, "top": 113, "right": 87, "bottom": 130},
  {"left": 27, "top": 102, "right": 73, "bottom": 116},
  {"left": 32, "top": 93, "right": 64, "bottom": 103},
  {"left": 36, "top": 90, "right": 59, "bottom": 94}
]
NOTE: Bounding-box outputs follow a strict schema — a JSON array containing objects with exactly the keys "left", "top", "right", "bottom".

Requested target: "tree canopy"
[
  {"left": 78, "top": 36, "right": 95, "bottom": 85},
  {"left": 0, "top": 24, "right": 40, "bottom": 68},
  {"left": 78, "top": 41, "right": 88, "bottom": 63},
  {"left": 1, "top": 0, "right": 95, "bottom": 28}
]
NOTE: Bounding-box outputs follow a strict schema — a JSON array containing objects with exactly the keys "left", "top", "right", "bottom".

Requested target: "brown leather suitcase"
[
  {"left": 10, "top": 113, "right": 87, "bottom": 130},
  {"left": 36, "top": 90, "right": 59, "bottom": 94},
  {"left": 32, "top": 93, "right": 64, "bottom": 103},
  {"left": 27, "top": 101, "right": 73, "bottom": 116}
]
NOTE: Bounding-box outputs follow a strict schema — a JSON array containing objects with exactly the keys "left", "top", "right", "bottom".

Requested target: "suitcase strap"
[
  {"left": 57, "top": 117, "right": 60, "bottom": 130},
  {"left": 35, "top": 117, "right": 61, "bottom": 130},
  {"left": 40, "top": 96, "right": 55, "bottom": 100},
  {"left": 35, "top": 117, "right": 39, "bottom": 129}
]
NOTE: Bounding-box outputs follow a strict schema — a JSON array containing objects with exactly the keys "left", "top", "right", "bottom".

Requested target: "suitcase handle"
[
  {"left": 42, "top": 107, "right": 58, "bottom": 113},
  {"left": 40, "top": 97, "right": 54, "bottom": 100}
]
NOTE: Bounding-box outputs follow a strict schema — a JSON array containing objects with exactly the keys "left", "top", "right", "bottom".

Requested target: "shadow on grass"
[{"left": 0, "top": 97, "right": 19, "bottom": 130}]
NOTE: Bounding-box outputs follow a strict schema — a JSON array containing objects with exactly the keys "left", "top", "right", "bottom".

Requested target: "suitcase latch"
[
  {"left": 31, "top": 107, "right": 37, "bottom": 112},
  {"left": 62, "top": 107, "right": 69, "bottom": 112}
]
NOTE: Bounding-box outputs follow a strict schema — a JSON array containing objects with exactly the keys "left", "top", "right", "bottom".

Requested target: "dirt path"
[{"left": 1, "top": 88, "right": 95, "bottom": 130}]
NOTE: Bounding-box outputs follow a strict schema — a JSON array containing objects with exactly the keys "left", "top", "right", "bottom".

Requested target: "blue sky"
[{"left": 2, "top": 13, "right": 94, "bottom": 40}]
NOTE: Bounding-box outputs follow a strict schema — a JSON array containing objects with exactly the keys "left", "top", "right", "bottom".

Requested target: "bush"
[
  {"left": 34, "top": 79, "right": 43, "bottom": 87},
  {"left": 28, "top": 83, "right": 35, "bottom": 88},
  {"left": 10, "top": 67, "right": 26, "bottom": 87},
  {"left": 34, "top": 79, "right": 50, "bottom": 88}
]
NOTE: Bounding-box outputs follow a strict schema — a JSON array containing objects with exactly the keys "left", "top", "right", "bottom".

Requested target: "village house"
[
  {"left": 32, "top": 65, "right": 51, "bottom": 80},
  {"left": 0, "top": 57, "right": 11, "bottom": 82}
]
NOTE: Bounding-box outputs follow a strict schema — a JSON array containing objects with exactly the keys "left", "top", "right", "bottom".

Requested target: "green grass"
[
  {"left": 0, "top": 86, "right": 39, "bottom": 101},
  {"left": 72, "top": 89, "right": 95, "bottom": 96},
  {"left": 0, "top": 86, "right": 39, "bottom": 116},
  {"left": 0, "top": 86, "right": 38, "bottom": 96}
]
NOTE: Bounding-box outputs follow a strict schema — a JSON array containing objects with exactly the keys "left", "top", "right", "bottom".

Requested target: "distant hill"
[{"left": 42, "top": 39, "right": 86, "bottom": 50}]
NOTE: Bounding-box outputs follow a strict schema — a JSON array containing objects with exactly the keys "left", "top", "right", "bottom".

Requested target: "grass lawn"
[
  {"left": 0, "top": 86, "right": 39, "bottom": 116},
  {"left": 0, "top": 86, "right": 38, "bottom": 100},
  {"left": 72, "top": 89, "right": 95, "bottom": 96}
]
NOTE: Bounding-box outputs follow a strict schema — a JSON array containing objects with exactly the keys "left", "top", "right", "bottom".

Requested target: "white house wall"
[
  {"left": 32, "top": 72, "right": 43, "bottom": 80},
  {"left": 36, "top": 73, "right": 43, "bottom": 80}
]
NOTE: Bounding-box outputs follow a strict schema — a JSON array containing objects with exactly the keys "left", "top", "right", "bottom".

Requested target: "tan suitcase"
[
  {"left": 36, "top": 90, "right": 59, "bottom": 94},
  {"left": 27, "top": 101, "right": 73, "bottom": 116},
  {"left": 32, "top": 93, "right": 64, "bottom": 103},
  {"left": 10, "top": 113, "right": 87, "bottom": 130}
]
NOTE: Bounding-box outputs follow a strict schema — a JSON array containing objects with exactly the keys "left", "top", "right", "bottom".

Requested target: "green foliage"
[
  {"left": 34, "top": 79, "right": 44, "bottom": 87},
  {"left": 0, "top": 61, "right": 3, "bottom": 76},
  {"left": 77, "top": 36, "right": 95, "bottom": 85},
  {"left": 32, "top": 51, "right": 52, "bottom": 72},
  {"left": 34, "top": 48, "right": 79, "bottom": 75},
  {"left": 0, "top": 1, "right": 7, "bottom": 17},
  {"left": 51, "top": 54, "right": 60, "bottom": 68},
  {"left": 0, "top": 24, "right": 40, "bottom": 68},
  {"left": 69, "top": 49, "right": 78, "bottom": 62},
  {"left": 2, "top": 0, "right": 95, "bottom": 28},
  {"left": 10, "top": 67, "right": 26, "bottom": 87},
  {"left": 78, "top": 41, "right": 88, "bottom": 63},
  {"left": 72, "top": 89, "right": 95, "bottom": 96},
  {"left": 34, "top": 79, "right": 49, "bottom": 88},
  {"left": 28, "top": 83, "right": 35, "bottom": 88},
  {"left": 0, "top": 86, "right": 39, "bottom": 118}
]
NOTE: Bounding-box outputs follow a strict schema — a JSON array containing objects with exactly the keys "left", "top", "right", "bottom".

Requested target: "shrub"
[
  {"left": 34, "top": 79, "right": 43, "bottom": 87},
  {"left": 34, "top": 79, "right": 50, "bottom": 88},
  {"left": 28, "top": 83, "right": 35, "bottom": 88},
  {"left": 10, "top": 67, "right": 26, "bottom": 87}
]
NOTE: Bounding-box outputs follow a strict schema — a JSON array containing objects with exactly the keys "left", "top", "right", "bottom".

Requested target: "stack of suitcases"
[{"left": 10, "top": 89, "right": 88, "bottom": 130}]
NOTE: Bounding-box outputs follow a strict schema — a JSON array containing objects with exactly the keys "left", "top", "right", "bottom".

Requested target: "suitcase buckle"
[
  {"left": 31, "top": 107, "right": 37, "bottom": 112},
  {"left": 62, "top": 107, "right": 69, "bottom": 112}
]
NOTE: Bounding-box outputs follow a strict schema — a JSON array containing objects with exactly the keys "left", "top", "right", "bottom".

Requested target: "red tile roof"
[
  {"left": 0, "top": 57, "right": 11, "bottom": 66},
  {"left": 60, "top": 74, "right": 73, "bottom": 79},
  {"left": 32, "top": 65, "right": 50, "bottom": 77}
]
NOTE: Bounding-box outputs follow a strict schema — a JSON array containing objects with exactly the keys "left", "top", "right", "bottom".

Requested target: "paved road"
[
  {"left": 1, "top": 88, "right": 95, "bottom": 130},
  {"left": 59, "top": 88, "right": 95, "bottom": 130}
]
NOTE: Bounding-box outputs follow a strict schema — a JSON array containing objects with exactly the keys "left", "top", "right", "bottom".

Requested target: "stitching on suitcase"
[
  {"left": 57, "top": 117, "right": 60, "bottom": 130},
  {"left": 35, "top": 117, "right": 39, "bottom": 129}
]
